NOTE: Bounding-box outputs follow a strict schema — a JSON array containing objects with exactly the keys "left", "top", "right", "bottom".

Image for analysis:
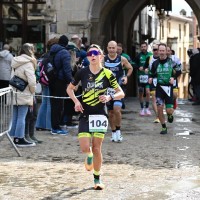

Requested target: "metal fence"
[{"left": 0, "top": 87, "right": 21, "bottom": 156}]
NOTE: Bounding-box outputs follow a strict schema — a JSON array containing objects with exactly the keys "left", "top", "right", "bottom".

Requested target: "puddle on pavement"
[
  {"left": 175, "top": 131, "right": 190, "bottom": 136},
  {"left": 175, "top": 110, "right": 193, "bottom": 118},
  {"left": 176, "top": 118, "right": 192, "bottom": 122},
  {"left": 161, "top": 178, "right": 200, "bottom": 194},
  {"left": 175, "top": 129, "right": 195, "bottom": 136},
  {"left": 177, "top": 146, "right": 189, "bottom": 151}
]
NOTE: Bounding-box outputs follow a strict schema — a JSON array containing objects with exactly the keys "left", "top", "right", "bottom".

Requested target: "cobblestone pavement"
[{"left": 0, "top": 97, "right": 200, "bottom": 200}]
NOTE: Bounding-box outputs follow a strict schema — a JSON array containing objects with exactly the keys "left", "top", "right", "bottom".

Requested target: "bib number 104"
[{"left": 89, "top": 115, "right": 108, "bottom": 132}]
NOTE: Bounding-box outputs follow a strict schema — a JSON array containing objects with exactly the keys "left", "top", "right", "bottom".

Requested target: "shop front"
[{"left": 0, "top": 0, "right": 46, "bottom": 57}]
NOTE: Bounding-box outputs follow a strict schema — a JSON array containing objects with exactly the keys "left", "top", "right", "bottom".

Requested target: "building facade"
[{"left": 1, "top": 0, "right": 200, "bottom": 97}]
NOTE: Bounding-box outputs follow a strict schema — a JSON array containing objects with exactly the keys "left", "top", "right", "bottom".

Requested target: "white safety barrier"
[{"left": 0, "top": 87, "right": 22, "bottom": 157}]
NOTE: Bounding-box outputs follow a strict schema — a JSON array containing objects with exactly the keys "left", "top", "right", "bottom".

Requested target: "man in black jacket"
[{"left": 189, "top": 49, "right": 200, "bottom": 105}]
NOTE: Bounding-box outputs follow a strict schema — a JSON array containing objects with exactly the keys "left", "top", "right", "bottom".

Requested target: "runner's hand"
[
  {"left": 169, "top": 77, "right": 174, "bottom": 85},
  {"left": 99, "top": 95, "right": 110, "bottom": 103},
  {"left": 121, "top": 76, "right": 128, "bottom": 85},
  {"left": 74, "top": 101, "right": 84, "bottom": 113},
  {"left": 139, "top": 66, "right": 144, "bottom": 71}
]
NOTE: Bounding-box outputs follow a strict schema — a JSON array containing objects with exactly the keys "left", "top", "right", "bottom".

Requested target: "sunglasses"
[
  {"left": 87, "top": 50, "right": 100, "bottom": 57},
  {"left": 153, "top": 49, "right": 158, "bottom": 51}
]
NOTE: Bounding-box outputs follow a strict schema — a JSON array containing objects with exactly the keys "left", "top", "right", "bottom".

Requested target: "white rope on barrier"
[{"left": 12, "top": 91, "right": 82, "bottom": 99}]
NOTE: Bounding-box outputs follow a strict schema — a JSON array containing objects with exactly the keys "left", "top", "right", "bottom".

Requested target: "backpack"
[{"left": 38, "top": 49, "right": 63, "bottom": 86}]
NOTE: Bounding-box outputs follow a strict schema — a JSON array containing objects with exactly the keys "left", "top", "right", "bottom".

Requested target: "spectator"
[
  {"left": 49, "top": 35, "right": 73, "bottom": 135},
  {"left": 0, "top": 44, "right": 13, "bottom": 90},
  {"left": 71, "top": 35, "right": 89, "bottom": 68},
  {"left": 35, "top": 37, "right": 59, "bottom": 131},
  {"left": 25, "top": 96, "right": 42, "bottom": 143},
  {"left": 189, "top": 49, "right": 200, "bottom": 105},
  {"left": 9, "top": 43, "right": 37, "bottom": 147},
  {"left": 61, "top": 42, "right": 80, "bottom": 128}
]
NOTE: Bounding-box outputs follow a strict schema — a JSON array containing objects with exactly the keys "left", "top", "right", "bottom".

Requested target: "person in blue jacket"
[{"left": 49, "top": 35, "right": 73, "bottom": 135}]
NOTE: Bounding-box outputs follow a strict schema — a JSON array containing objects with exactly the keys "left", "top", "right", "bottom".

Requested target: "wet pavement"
[{"left": 0, "top": 97, "right": 200, "bottom": 199}]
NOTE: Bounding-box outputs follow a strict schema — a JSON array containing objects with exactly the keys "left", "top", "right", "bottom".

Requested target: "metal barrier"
[{"left": 0, "top": 87, "right": 22, "bottom": 157}]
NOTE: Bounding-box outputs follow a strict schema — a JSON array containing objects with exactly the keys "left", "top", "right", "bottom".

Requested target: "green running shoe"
[
  {"left": 160, "top": 127, "right": 167, "bottom": 134},
  {"left": 167, "top": 115, "right": 174, "bottom": 123},
  {"left": 94, "top": 178, "right": 105, "bottom": 190}
]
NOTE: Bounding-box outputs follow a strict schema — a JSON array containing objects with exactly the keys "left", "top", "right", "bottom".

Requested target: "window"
[
  {"left": 179, "top": 47, "right": 181, "bottom": 60},
  {"left": 168, "top": 22, "right": 171, "bottom": 34},
  {"left": 179, "top": 24, "right": 181, "bottom": 40},
  {"left": 196, "top": 25, "right": 199, "bottom": 35},
  {"left": 184, "top": 24, "right": 186, "bottom": 36},
  {"left": 162, "top": 22, "right": 164, "bottom": 39}
]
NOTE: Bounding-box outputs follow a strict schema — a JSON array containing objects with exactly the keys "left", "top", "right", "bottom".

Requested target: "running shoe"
[
  {"left": 139, "top": 108, "right": 145, "bottom": 116},
  {"left": 167, "top": 115, "right": 174, "bottom": 123},
  {"left": 145, "top": 108, "right": 152, "bottom": 116},
  {"left": 116, "top": 130, "right": 123, "bottom": 142},
  {"left": 110, "top": 132, "right": 117, "bottom": 142},
  {"left": 160, "top": 127, "right": 167, "bottom": 134},
  {"left": 153, "top": 118, "right": 160, "bottom": 123},
  {"left": 94, "top": 178, "right": 105, "bottom": 190},
  {"left": 51, "top": 129, "right": 69, "bottom": 135}
]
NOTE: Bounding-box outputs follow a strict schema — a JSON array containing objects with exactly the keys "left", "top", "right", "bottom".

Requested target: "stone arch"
[
  {"left": 91, "top": 0, "right": 200, "bottom": 47},
  {"left": 90, "top": 0, "right": 200, "bottom": 96}
]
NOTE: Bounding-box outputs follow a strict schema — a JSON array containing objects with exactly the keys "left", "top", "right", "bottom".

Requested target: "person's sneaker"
[
  {"left": 116, "top": 130, "right": 123, "bottom": 142},
  {"left": 36, "top": 127, "right": 47, "bottom": 131},
  {"left": 94, "top": 178, "right": 105, "bottom": 190},
  {"left": 30, "top": 136, "right": 43, "bottom": 144},
  {"left": 145, "top": 108, "right": 152, "bottom": 116},
  {"left": 110, "top": 132, "right": 117, "bottom": 142},
  {"left": 51, "top": 129, "right": 68, "bottom": 135},
  {"left": 153, "top": 118, "right": 160, "bottom": 123},
  {"left": 59, "top": 124, "right": 67, "bottom": 128},
  {"left": 160, "top": 128, "right": 167, "bottom": 134},
  {"left": 25, "top": 135, "right": 35, "bottom": 143},
  {"left": 14, "top": 137, "right": 36, "bottom": 147},
  {"left": 139, "top": 108, "right": 145, "bottom": 116},
  {"left": 66, "top": 122, "right": 78, "bottom": 128},
  {"left": 84, "top": 148, "right": 93, "bottom": 171},
  {"left": 167, "top": 115, "right": 174, "bottom": 123}
]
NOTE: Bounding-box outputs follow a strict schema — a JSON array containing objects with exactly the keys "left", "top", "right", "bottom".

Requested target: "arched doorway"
[{"left": 90, "top": 0, "right": 200, "bottom": 97}]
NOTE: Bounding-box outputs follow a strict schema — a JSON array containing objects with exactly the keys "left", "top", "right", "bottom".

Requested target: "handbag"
[{"left": 9, "top": 75, "right": 28, "bottom": 92}]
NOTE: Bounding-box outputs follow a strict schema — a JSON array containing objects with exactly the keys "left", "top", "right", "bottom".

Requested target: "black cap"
[{"left": 58, "top": 35, "right": 69, "bottom": 46}]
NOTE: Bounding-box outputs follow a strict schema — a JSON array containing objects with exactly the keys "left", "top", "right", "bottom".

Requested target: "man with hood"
[
  {"left": 0, "top": 44, "right": 13, "bottom": 89},
  {"left": 49, "top": 35, "right": 73, "bottom": 135}
]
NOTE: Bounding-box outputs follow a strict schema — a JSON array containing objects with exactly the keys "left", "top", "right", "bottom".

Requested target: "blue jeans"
[
  {"left": 9, "top": 105, "right": 29, "bottom": 138},
  {"left": 35, "top": 85, "right": 51, "bottom": 130}
]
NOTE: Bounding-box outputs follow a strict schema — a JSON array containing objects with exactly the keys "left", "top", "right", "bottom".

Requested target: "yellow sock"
[{"left": 94, "top": 170, "right": 100, "bottom": 176}]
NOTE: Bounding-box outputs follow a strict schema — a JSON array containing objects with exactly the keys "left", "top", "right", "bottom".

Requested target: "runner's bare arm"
[
  {"left": 121, "top": 56, "right": 133, "bottom": 84},
  {"left": 99, "top": 85, "right": 124, "bottom": 103},
  {"left": 67, "top": 83, "right": 84, "bottom": 113}
]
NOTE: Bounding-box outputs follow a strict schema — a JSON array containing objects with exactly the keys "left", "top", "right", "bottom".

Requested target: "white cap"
[{"left": 71, "top": 34, "right": 79, "bottom": 39}]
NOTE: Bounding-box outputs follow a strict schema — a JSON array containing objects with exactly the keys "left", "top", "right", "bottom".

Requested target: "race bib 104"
[{"left": 89, "top": 115, "right": 108, "bottom": 133}]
